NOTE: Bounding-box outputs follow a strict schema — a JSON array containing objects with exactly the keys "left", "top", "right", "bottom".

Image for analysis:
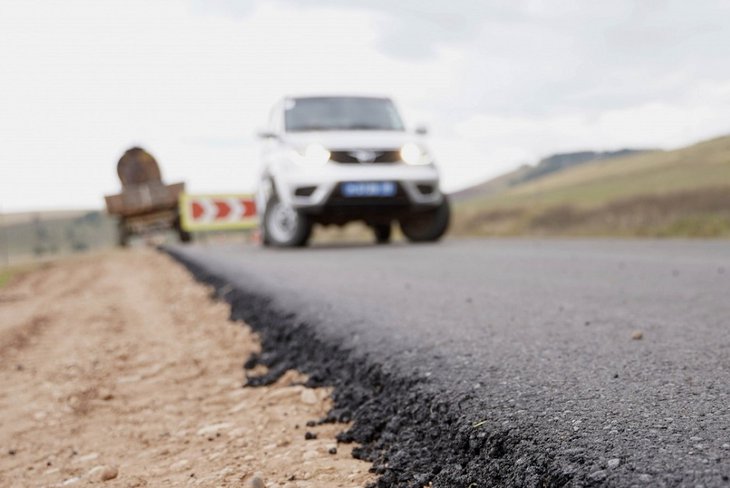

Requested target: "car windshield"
[{"left": 284, "top": 97, "right": 405, "bottom": 132}]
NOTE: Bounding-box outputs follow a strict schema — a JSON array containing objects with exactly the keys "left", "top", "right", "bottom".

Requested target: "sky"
[{"left": 2, "top": 0, "right": 730, "bottom": 212}]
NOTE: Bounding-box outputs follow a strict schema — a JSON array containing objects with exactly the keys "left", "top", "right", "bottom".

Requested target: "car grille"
[{"left": 329, "top": 149, "right": 402, "bottom": 164}]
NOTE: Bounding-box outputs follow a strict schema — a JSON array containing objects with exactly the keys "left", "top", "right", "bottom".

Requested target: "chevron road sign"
[{"left": 179, "top": 194, "right": 258, "bottom": 231}]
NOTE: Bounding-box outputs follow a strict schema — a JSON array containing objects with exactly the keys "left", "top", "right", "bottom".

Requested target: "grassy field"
[
  {"left": 453, "top": 135, "right": 730, "bottom": 237},
  {"left": 0, "top": 268, "right": 13, "bottom": 288}
]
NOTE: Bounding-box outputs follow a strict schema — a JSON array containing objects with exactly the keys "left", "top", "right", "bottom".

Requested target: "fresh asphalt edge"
[{"left": 166, "top": 247, "right": 596, "bottom": 488}]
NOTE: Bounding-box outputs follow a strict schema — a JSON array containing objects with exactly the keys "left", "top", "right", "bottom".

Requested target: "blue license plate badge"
[{"left": 341, "top": 181, "right": 397, "bottom": 197}]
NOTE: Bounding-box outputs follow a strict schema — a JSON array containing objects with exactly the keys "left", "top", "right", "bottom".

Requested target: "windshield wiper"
[
  {"left": 290, "top": 124, "right": 396, "bottom": 132},
  {"left": 289, "top": 126, "right": 334, "bottom": 132},
  {"left": 340, "top": 124, "right": 391, "bottom": 130}
]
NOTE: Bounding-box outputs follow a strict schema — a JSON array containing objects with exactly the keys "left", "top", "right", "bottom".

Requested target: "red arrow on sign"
[{"left": 214, "top": 201, "right": 231, "bottom": 218}]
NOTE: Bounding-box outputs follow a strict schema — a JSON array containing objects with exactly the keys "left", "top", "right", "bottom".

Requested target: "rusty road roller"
[{"left": 104, "top": 147, "right": 191, "bottom": 246}]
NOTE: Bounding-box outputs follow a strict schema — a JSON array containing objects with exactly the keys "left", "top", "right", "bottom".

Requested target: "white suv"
[{"left": 256, "top": 95, "right": 450, "bottom": 247}]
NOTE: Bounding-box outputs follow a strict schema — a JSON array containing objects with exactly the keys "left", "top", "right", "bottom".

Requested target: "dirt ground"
[{"left": 0, "top": 249, "right": 374, "bottom": 488}]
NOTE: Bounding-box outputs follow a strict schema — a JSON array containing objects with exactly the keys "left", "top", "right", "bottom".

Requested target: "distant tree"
[
  {"left": 65, "top": 226, "right": 84, "bottom": 253},
  {"left": 83, "top": 211, "right": 102, "bottom": 226},
  {"left": 33, "top": 216, "right": 50, "bottom": 256}
]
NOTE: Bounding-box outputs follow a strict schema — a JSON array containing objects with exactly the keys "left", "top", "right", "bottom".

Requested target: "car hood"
[{"left": 283, "top": 131, "right": 418, "bottom": 150}]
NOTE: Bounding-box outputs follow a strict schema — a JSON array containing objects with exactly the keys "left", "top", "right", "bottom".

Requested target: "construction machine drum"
[{"left": 117, "top": 147, "right": 163, "bottom": 187}]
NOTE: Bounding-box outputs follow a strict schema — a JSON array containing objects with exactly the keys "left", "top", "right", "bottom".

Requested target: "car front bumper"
[{"left": 272, "top": 162, "right": 444, "bottom": 211}]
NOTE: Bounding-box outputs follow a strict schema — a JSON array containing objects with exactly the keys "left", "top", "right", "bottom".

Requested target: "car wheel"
[
  {"left": 372, "top": 224, "right": 392, "bottom": 244},
  {"left": 400, "top": 196, "right": 450, "bottom": 243},
  {"left": 263, "top": 195, "right": 312, "bottom": 247}
]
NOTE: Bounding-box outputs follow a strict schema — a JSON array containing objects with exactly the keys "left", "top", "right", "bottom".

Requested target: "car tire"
[
  {"left": 400, "top": 196, "right": 450, "bottom": 243},
  {"left": 263, "top": 195, "right": 312, "bottom": 247},
  {"left": 372, "top": 224, "right": 392, "bottom": 244}
]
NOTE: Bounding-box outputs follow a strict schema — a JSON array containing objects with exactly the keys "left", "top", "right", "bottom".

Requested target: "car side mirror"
[
  {"left": 257, "top": 130, "right": 279, "bottom": 140},
  {"left": 415, "top": 125, "right": 429, "bottom": 136}
]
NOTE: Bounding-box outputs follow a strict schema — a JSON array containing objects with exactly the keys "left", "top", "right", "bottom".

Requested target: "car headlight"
[
  {"left": 299, "top": 143, "right": 331, "bottom": 165},
  {"left": 400, "top": 142, "right": 430, "bottom": 165}
]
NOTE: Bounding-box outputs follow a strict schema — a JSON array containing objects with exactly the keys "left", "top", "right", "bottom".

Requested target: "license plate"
[{"left": 341, "top": 182, "right": 397, "bottom": 197}]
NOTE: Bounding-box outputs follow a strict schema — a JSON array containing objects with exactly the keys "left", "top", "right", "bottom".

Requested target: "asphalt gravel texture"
[{"left": 168, "top": 239, "right": 730, "bottom": 487}]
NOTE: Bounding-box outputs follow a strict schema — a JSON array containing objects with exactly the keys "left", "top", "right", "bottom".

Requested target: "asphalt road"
[{"left": 171, "top": 239, "right": 730, "bottom": 487}]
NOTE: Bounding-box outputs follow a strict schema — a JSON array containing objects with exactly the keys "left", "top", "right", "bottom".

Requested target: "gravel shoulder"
[{"left": 0, "top": 249, "right": 373, "bottom": 487}]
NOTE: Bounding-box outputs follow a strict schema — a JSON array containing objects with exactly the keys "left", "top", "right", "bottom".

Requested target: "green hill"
[
  {"left": 451, "top": 148, "right": 649, "bottom": 203},
  {"left": 453, "top": 135, "right": 730, "bottom": 237}
]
